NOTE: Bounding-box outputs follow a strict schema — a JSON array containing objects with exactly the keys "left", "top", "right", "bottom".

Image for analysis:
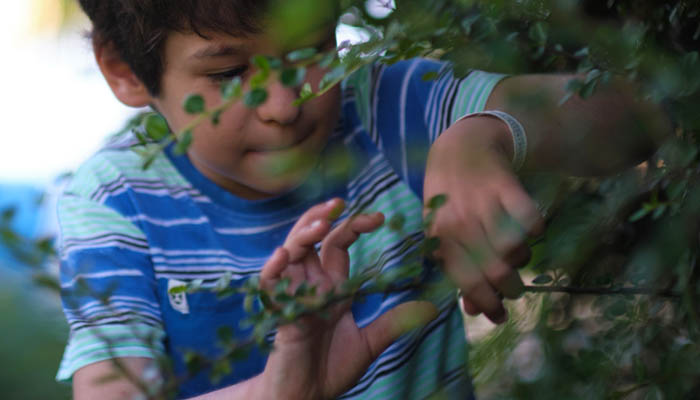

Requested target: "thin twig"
[{"left": 524, "top": 285, "right": 682, "bottom": 298}]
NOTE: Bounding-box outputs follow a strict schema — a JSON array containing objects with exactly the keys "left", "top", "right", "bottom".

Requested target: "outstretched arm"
[
  {"left": 480, "top": 74, "right": 671, "bottom": 175},
  {"left": 423, "top": 74, "right": 671, "bottom": 323}
]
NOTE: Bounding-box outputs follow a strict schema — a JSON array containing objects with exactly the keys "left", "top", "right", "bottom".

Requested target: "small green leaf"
[
  {"left": 243, "top": 295, "right": 254, "bottom": 312},
  {"left": 251, "top": 54, "right": 271, "bottom": 74},
  {"left": 428, "top": 194, "right": 448, "bottom": 210},
  {"left": 32, "top": 273, "right": 61, "bottom": 292},
  {"left": 249, "top": 70, "right": 269, "bottom": 89},
  {"left": 211, "top": 110, "right": 222, "bottom": 126},
  {"left": 528, "top": 21, "right": 548, "bottom": 45},
  {"left": 605, "top": 299, "right": 627, "bottom": 318},
  {"left": 293, "top": 82, "right": 316, "bottom": 106},
  {"left": 183, "top": 94, "right": 206, "bottom": 114},
  {"left": 532, "top": 274, "right": 554, "bottom": 285},
  {"left": 267, "top": 56, "right": 283, "bottom": 70},
  {"left": 243, "top": 88, "right": 269, "bottom": 108},
  {"left": 422, "top": 71, "right": 439, "bottom": 81},
  {"left": 1, "top": 207, "right": 17, "bottom": 223},
  {"left": 217, "top": 326, "right": 233, "bottom": 344},
  {"left": 168, "top": 285, "right": 187, "bottom": 295},
  {"left": 629, "top": 207, "right": 650, "bottom": 222},
  {"left": 388, "top": 213, "right": 406, "bottom": 232},
  {"left": 320, "top": 66, "right": 346, "bottom": 91},
  {"left": 652, "top": 204, "right": 667, "bottom": 219},
  {"left": 574, "top": 47, "right": 589, "bottom": 58},
  {"left": 221, "top": 77, "right": 242, "bottom": 100},
  {"left": 579, "top": 79, "right": 598, "bottom": 99},
  {"left": 280, "top": 67, "right": 307, "bottom": 87},
  {"left": 318, "top": 51, "right": 336, "bottom": 68},
  {"left": 300, "top": 82, "right": 313, "bottom": 98},
  {"left": 174, "top": 130, "right": 193, "bottom": 155},
  {"left": 144, "top": 114, "right": 170, "bottom": 141},
  {"left": 287, "top": 47, "right": 317, "bottom": 63},
  {"left": 423, "top": 236, "right": 441, "bottom": 254}
]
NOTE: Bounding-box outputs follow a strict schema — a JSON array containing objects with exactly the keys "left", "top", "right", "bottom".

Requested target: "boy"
[{"left": 58, "top": 0, "right": 668, "bottom": 399}]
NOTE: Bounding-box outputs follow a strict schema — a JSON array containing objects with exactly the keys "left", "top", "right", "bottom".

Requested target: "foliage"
[{"left": 6, "top": 0, "right": 700, "bottom": 398}]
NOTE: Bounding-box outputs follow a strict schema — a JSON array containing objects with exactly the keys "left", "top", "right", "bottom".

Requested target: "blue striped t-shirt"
[{"left": 57, "top": 58, "right": 505, "bottom": 398}]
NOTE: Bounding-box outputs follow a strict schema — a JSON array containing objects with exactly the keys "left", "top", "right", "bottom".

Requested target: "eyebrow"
[{"left": 190, "top": 44, "right": 247, "bottom": 60}]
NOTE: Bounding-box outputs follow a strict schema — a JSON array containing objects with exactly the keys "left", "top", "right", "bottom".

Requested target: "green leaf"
[
  {"left": 629, "top": 207, "right": 650, "bottom": 222},
  {"left": 183, "top": 94, "right": 206, "bottom": 114},
  {"left": 144, "top": 114, "right": 170, "bottom": 141},
  {"left": 243, "top": 295, "right": 254, "bottom": 312},
  {"left": 286, "top": 47, "right": 317, "bottom": 63},
  {"left": 280, "top": 67, "right": 307, "bottom": 87},
  {"left": 211, "top": 110, "right": 222, "bottom": 126},
  {"left": 422, "top": 71, "right": 439, "bottom": 81},
  {"left": 293, "top": 82, "right": 315, "bottom": 106},
  {"left": 217, "top": 326, "right": 233, "bottom": 344},
  {"left": 605, "top": 299, "right": 627, "bottom": 318},
  {"left": 168, "top": 285, "right": 187, "bottom": 295},
  {"left": 174, "top": 130, "right": 193, "bottom": 155},
  {"left": 249, "top": 70, "right": 269, "bottom": 89},
  {"left": 243, "top": 88, "right": 268, "bottom": 108},
  {"left": 318, "top": 51, "right": 336, "bottom": 68},
  {"left": 574, "top": 47, "right": 589, "bottom": 58},
  {"left": 266, "top": 56, "right": 283, "bottom": 70},
  {"left": 1, "top": 207, "right": 17, "bottom": 223},
  {"left": 300, "top": 82, "right": 313, "bottom": 98},
  {"left": 579, "top": 79, "right": 598, "bottom": 99},
  {"left": 319, "top": 66, "right": 346, "bottom": 91},
  {"left": 388, "top": 213, "right": 406, "bottom": 232},
  {"left": 652, "top": 204, "right": 667, "bottom": 219},
  {"left": 423, "top": 236, "right": 441, "bottom": 254},
  {"left": 532, "top": 274, "right": 554, "bottom": 285},
  {"left": 251, "top": 54, "right": 271, "bottom": 74},
  {"left": 428, "top": 194, "right": 448, "bottom": 210},
  {"left": 220, "top": 77, "right": 242, "bottom": 100},
  {"left": 528, "top": 22, "right": 548, "bottom": 45},
  {"left": 32, "top": 273, "right": 61, "bottom": 292}
]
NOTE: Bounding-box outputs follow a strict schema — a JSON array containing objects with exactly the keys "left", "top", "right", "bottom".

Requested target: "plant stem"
[{"left": 524, "top": 285, "right": 681, "bottom": 298}]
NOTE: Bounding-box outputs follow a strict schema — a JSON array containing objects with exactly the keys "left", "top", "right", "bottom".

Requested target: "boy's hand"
[
  {"left": 256, "top": 198, "right": 438, "bottom": 400},
  {"left": 424, "top": 116, "right": 544, "bottom": 324}
]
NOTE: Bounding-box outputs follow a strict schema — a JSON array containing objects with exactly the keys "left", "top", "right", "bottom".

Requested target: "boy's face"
[{"left": 150, "top": 28, "right": 341, "bottom": 199}]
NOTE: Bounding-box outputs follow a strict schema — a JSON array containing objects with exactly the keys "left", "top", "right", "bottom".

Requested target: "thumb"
[{"left": 361, "top": 301, "right": 439, "bottom": 360}]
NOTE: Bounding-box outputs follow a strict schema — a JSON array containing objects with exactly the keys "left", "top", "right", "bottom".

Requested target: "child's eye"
[{"left": 207, "top": 66, "right": 248, "bottom": 82}]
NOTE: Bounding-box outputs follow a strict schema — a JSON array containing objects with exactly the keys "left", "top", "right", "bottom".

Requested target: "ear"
[{"left": 94, "top": 39, "right": 153, "bottom": 107}]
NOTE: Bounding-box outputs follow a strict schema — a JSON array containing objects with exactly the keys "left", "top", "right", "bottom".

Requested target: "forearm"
[
  {"left": 73, "top": 358, "right": 264, "bottom": 400},
  {"left": 485, "top": 74, "right": 672, "bottom": 175}
]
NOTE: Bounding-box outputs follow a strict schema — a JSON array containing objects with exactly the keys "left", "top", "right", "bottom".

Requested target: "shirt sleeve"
[
  {"left": 345, "top": 58, "right": 507, "bottom": 198},
  {"left": 55, "top": 161, "right": 165, "bottom": 382}
]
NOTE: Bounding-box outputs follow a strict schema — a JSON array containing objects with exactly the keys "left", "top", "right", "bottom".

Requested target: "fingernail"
[
  {"left": 327, "top": 199, "right": 345, "bottom": 220},
  {"left": 311, "top": 220, "right": 322, "bottom": 229}
]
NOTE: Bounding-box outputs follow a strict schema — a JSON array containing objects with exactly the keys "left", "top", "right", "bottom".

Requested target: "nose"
[{"left": 255, "top": 80, "right": 300, "bottom": 126}]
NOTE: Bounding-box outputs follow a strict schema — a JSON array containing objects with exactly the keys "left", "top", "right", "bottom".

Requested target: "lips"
[{"left": 247, "top": 129, "right": 314, "bottom": 153}]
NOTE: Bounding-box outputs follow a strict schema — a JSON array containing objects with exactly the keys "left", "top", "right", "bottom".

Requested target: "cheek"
[{"left": 306, "top": 83, "right": 341, "bottom": 121}]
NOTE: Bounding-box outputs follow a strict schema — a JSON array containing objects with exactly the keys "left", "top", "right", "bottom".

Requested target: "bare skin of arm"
[{"left": 424, "top": 74, "right": 671, "bottom": 323}]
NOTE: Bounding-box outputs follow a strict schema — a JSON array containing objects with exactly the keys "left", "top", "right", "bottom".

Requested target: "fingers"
[
  {"left": 284, "top": 198, "right": 344, "bottom": 262},
  {"left": 260, "top": 247, "right": 290, "bottom": 284},
  {"left": 320, "top": 212, "right": 385, "bottom": 283},
  {"left": 361, "top": 301, "right": 438, "bottom": 360},
  {"left": 440, "top": 237, "right": 508, "bottom": 323},
  {"left": 500, "top": 185, "right": 545, "bottom": 238}
]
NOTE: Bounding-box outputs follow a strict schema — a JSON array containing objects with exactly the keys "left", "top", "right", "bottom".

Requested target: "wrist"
[{"left": 439, "top": 115, "right": 514, "bottom": 162}]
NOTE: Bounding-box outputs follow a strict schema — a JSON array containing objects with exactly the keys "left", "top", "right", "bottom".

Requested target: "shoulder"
[{"left": 65, "top": 137, "right": 189, "bottom": 204}]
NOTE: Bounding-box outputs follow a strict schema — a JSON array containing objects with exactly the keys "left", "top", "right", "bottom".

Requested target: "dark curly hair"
[{"left": 78, "top": 0, "right": 268, "bottom": 95}]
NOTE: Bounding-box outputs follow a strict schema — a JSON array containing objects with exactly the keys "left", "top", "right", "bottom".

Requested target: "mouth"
[{"left": 247, "top": 130, "right": 314, "bottom": 154}]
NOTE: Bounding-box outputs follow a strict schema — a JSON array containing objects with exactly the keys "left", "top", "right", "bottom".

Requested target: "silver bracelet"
[{"left": 455, "top": 110, "right": 528, "bottom": 171}]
